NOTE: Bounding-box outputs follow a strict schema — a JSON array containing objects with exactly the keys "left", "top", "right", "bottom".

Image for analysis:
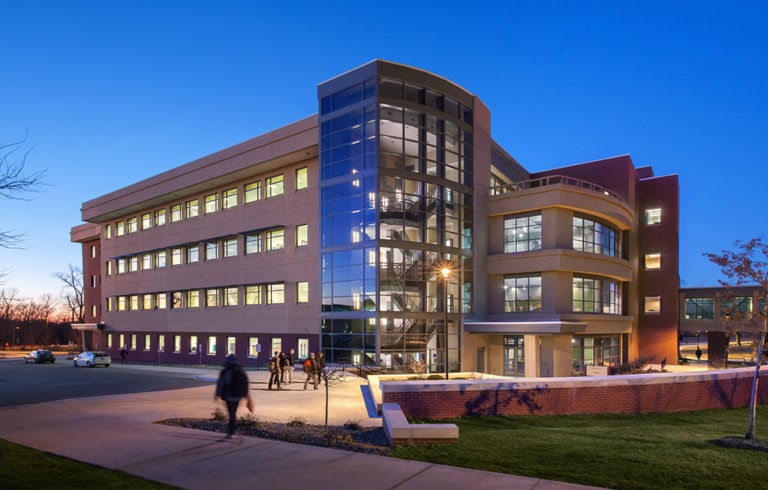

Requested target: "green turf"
[
  {"left": 390, "top": 406, "right": 768, "bottom": 490},
  {"left": 0, "top": 439, "right": 176, "bottom": 489}
]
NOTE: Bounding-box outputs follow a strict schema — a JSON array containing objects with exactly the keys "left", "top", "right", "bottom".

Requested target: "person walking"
[
  {"left": 303, "top": 352, "right": 317, "bottom": 390},
  {"left": 120, "top": 347, "right": 128, "bottom": 365},
  {"left": 315, "top": 351, "right": 326, "bottom": 387},
  {"left": 268, "top": 351, "right": 281, "bottom": 390},
  {"left": 279, "top": 352, "right": 291, "bottom": 385},
  {"left": 285, "top": 348, "right": 296, "bottom": 385},
  {"left": 214, "top": 354, "right": 252, "bottom": 439}
]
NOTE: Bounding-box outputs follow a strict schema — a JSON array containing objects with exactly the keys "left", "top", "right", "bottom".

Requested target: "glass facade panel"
[
  {"left": 573, "top": 275, "right": 622, "bottom": 314},
  {"left": 504, "top": 275, "right": 542, "bottom": 312},
  {"left": 573, "top": 215, "right": 620, "bottom": 257},
  {"left": 504, "top": 214, "right": 541, "bottom": 252}
]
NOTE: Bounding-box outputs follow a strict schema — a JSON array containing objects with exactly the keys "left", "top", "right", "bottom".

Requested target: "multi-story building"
[{"left": 71, "top": 60, "right": 680, "bottom": 377}]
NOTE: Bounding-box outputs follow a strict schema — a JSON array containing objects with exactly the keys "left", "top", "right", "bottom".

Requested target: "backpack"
[
  {"left": 303, "top": 359, "right": 313, "bottom": 373},
  {"left": 268, "top": 358, "right": 278, "bottom": 373},
  {"left": 230, "top": 367, "right": 249, "bottom": 397}
]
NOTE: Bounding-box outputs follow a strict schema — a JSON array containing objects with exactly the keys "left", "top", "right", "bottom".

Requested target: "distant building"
[{"left": 71, "top": 60, "right": 679, "bottom": 376}]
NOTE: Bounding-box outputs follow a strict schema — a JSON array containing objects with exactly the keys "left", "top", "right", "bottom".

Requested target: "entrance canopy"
[{"left": 464, "top": 320, "right": 586, "bottom": 335}]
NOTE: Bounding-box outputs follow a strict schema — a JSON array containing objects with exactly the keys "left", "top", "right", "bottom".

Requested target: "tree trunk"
[{"left": 745, "top": 321, "right": 766, "bottom": 441}]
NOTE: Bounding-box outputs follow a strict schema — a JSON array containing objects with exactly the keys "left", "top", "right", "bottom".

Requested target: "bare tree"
[
  {"left": 705, "top": 237, "right": 768, "bottom": 441},
  {"left": 317, "top": 364, "right": 349, "bottom": 427},
  {"left": 0, "top": 133, "right": 46, "bottom": 247},
  {"left": 0, "top": 288, "right": 21, "bottom": 348},
  {"left": 54, "top": 264, "right": 85, "bottom": 323}
]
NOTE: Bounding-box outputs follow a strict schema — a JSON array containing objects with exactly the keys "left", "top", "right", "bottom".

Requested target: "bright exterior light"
[{"left": 441, "top": 267, "right": 451, "bottom": 278}]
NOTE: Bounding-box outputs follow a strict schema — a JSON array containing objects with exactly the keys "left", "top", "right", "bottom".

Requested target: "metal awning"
[{"left": 464, "top": 320, "right": 587, "bottom": 335}]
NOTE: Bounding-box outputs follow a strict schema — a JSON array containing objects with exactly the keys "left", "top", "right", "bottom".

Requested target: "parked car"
[
  {"left": 73, "top": 351, "right": 111, "bottom": 368},
  {"left": 24, "top": 349, "right": 56, "bottom": 364}
]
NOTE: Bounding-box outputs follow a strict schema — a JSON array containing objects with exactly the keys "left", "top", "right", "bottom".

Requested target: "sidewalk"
[{"left": 0, "top": 363, "right": 606, "bottom": 490}]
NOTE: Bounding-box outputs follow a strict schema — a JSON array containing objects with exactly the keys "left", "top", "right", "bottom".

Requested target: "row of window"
[
  {"left": 107, "top": 333, "right": 311, "bottom": 359},
  {"left": 503, "top": 274, "right": 622, "bottom": 314},
  {"left": 104, "top": 168, "right": 308, "bottom": 239},
  {"left": 107, "top": 281, "right": 309, "bottom": 312},
  {"left": 683, "top": 296, "right": 764, "bottom": 320},
  {"left": 107, "top": 225, "right": 308, "bottom": 275}
]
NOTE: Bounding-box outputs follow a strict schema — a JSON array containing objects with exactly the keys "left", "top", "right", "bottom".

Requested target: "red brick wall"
[{"left": 381, "top": 368, "right": 768, "bottom": 419}]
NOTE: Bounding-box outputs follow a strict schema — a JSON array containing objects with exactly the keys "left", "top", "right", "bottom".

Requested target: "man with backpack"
[
  {"left": 268, "top": 351, "right": 281, "bottom": 390},
  {"left": 214, "top": 354, "right": 252, "bottom": 438},
  {"left": 303, "top": 352, "right": 317, "bottom": 390}
]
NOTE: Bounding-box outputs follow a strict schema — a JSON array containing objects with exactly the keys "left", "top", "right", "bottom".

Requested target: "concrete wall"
[{"left": 381, "top": 367, "right": 768, "bottom": 419}]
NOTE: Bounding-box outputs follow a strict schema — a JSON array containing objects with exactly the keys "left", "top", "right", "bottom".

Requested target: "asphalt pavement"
[{"left": 0, "top": 359, "right": 607, "bottom": 490}]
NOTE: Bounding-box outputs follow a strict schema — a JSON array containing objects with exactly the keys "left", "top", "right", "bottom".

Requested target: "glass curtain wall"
[{"left": 319, "top": 64, "right": 473, "bottom": 373}]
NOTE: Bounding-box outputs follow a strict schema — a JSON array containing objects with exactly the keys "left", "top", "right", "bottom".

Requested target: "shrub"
[
  {"left": 287, "top": 416, "right": 307, "bottom": 428},
  {"left": 211, "top": 407, "right": 226, "bottom": 421}
]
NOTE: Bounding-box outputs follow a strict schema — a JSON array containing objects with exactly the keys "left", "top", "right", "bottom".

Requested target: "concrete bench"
[{"left": 382, "top": 402, "right": 459, "bottom": 447}]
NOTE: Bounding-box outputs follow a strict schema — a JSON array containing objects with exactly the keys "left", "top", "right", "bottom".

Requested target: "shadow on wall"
[{"left": 464, "top": 382, "right": 549, "bottom": 416}]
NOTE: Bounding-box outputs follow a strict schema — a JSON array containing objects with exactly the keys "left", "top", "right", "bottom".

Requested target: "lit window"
[
  {"left": 116, "top": 221, "right": 126, "bottom": 236},
  {"left": 226, "top": 337, "right": 236, "bottom": 356},
  {"left": 91, "top": 304, "right": 97, "bottom": 317},
  {"left": 504, "top": 275, "right": 542, "bottom": 312},
  {"left": 173, "top": 335, "right": 181, "bottom": 353},
  {"left": 223, "top": 237, "right": 238, "bottom": 258},
  {"left": 155, "top": 250, "right": 167, "bottom": 268},
  {"left": 644, "top": 296, "right": 661, "bottom": 314},
  {"left": 244, "top": 181, "right": 261, "bottom": 203},
  {"left": 245, "top": 285, "right": 262, "bottom": 305},
  {"left": 170, "top": 204, "right": 183, "bottom": 222},
  {"left": 573, "top": 216, "right": 619, "bottom": 257},
  {"left": 171, "top": 247, "right": 184, "bottom": 266},
  {"left": 504, "top": 214, "right": 541, "bottom": 252},
  {"left": 141, "top": 213, "right": 151, "bottom": 230},
  {"left": 158, "top": 335, "right": 165, "bottom": 352},
  {"left": 90, "top": 275, "right": 96, "bottom": 287},
  {"left": 573, "top": 276, "right": 622, "bottom": 314},
  {"left": 246, "top": 234, "right": 262, "bottom": 254},
  {"left": 144, "top": 334, "right": 151, "bottom": 351},
  {"left": 131, "top": 334, "right": 137, "bottom": 350},
  {"left": 107, "top": 297, "right": 113, "bottom": 311},
  {"left": 90, "top": 245, "right": 97, "bottom": 258},
  {"left": 187, "top": 290, "right": 200, "bottom": 308},
  {"left": 186, "top": 199, "right": 199, "bottom": 218},
  {"left": 267, "top": 283, "right": 285, "bottom": 304},
  {"left": 223, "top": 188, "right": 238, "bottom": 209},
  {"left": 266, "top": 174, "right": 284, "bottom": 198},
  {"left": 206, "top": 288, "right": 220, "bottom": 307},
  {"left": 248, "top": 337, "right": 259, "bottom": 357},
  {"left": 105, "top": 261, "right": 112, "bottom": 275},
  {"left": 117, "top": 296, "right": 127, "bottom": 311},
  {"left": 224, "top": 287, "right": 239, "bottom": 306},
  {"left": 206, "top": 241, "right": 218, "bottom": 260},
  {"left": 645, "top": 208, "right": 661, "bottom": 225},
  {"left": 684, "top": 297, "right": 713, "bottom": 319},
  {"left": 266, "top": 228, "right": 285, "bottom": 251},
  {"left": 296, "top": 224, "right": 308, "bottom": 247},
  {"left": 127, "top": 217, "right": 138, "bottom": 233},
  {"left": 117, "top": 258, "right": 126, "bottom": 274},
  {"left": 187, "top": 245, "right": 199, "bottom": 263},
  {"left": 171, "top": 292, "right": 183, "bottom": 309},
  {"left": 644, "top": 253, "right": 661, "bottom": 270},
  {"left": 296, "top": 167, "right": 308, "bottom": 190},
  {"left": 156, "top": 293, "right": 167, "bottom": 309},
  {"left": 205, "top": 193, "right": 218, "bottom": 214},
  {"left": 105, "top": 224, "right": 112, "bottom": 239},
  {"left": 142, "top": 254, "right": 152, "bottom": 270},
  {"left": 297, "top": 281, "right": 309, "bottom": 303},
  {"left": 208, "top": 336, "right": 217, "bottom": 355},
  {"left": 129, "top": 256, "right": 138, "bottom": 272},
  {"left": 142, "top": 294, "right": 152, "bottom": 310},
  {"left": 154, "top": 209, "right": 166, "bottom": 226},
  {"left": 130, "top": 295, "right": 139, "bottom": 310},
  {"left": 190, "top": 336, "right": 198, "bottom": 353}
]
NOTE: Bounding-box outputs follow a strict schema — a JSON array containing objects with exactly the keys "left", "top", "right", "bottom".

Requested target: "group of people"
[
  {"left": 214, "top": 349, "right": 328, "bottom": 439},
  {"left": 267, "top": 349, "right": 325, "bottom": 391}
]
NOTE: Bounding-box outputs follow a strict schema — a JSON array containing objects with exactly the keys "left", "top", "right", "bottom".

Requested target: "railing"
[{"left": 488, "top": 175, "right": 624, "bottom": 203}]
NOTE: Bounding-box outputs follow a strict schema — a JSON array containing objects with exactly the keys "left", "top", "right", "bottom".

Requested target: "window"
[
  {"left": 224, "top": 287, "right": 239, "bottom": 306},
  {"left": 245, "top": 285, "right": 262, "bottom": 305},
  {"left": 142, "top": 294, "right": 152, "bottom": 310},
  {"left": 186, "top": 290, "right": 200, "bottom": 308},
  {"left": 248, "top": 337, "right": 260, "bottom": 358},
  {"left": 155, "top": 250, "right": 167, "bottom": 268},
  {"left": 206, "top": 241, "right": 218, "bottom": 260},
  {"left": 158, "top": 335, "right": 165, "bottom": 352},
  {"left": 267, "top": 283, "right": 285, "bottom": 304},
  {"left": 206, "top": 288, "right": 220, "bottom": 307},
  {"left": 296, "top": 167, "right": 308, "bottom": 190},
  {"left": 504, "top": 214, "right": 541, "bottom": 252},
  {"left": 190, "top": 336, "right": 198, "bottom": 353},
  {"left": 223, "top": 188, "right": 237, "bottom": 209},
  {"left": 154, "top": 209, "right": 166, "bottom": 226},
  {"left": 107, "top": 333, "right": 112, "bottom": 348},
  {"left": 271, "top": 338, "right": 282, "bottom": 356},
  {"left": 106, "top": 261, "right": 113, "bottom": 276},
  {"left": 116, "top": 221, "right": 126, "bottom": 236},
  {"left": 144, "top": 334, "right": 151, "bottom": 351},
  {"left": 573, "top": 276, "right": 622, "bottom": 314},
  {"left": 721, "top": 296, "right": 752, "bottom": 320},
  {"left": 130, "top": 334, "right": 137, "bottom": 350},
  {"left": 207, "top": 336, "right": 217, "bottom": 355},
  {"left": 90, "top": 245, "right": 97, "bottom": 258},
  {"left": 171, "top": 247, "right": 184, "bottom": 266},
  {"left": 170, "top": 204, "right": 183, "bottom": 222},
  {"left": 298, "top": 338, "right": 309, "bottom": 359},
  {"left": 127, "top": 217, "right": 138, "bottom": 233},
  {"left": 296, "top": 224, "right": 308, "bottom": 247},
  {"left": 223, "top": 237, "right": 238, "bottom": 258},
  {"left": 90, "top": 275, "right": 96, "bottom": 287},
  {"left": 504, "top": 275, "right": 542, "bottom": 312},
  {"left": 644, "top": 253, "right": 661, "bottom": 270},
  {"left": 645, "top": 208, "right": 662, "bottom": 225},
  {"left": 141, "top": 213, "right": 151, "bottom": 230},
  {"left": 244, "top": 181, "right": 261, "bottom": 203},
  {"left": 142, "top": 253, "right": 152, "bottom": 270},
  {"left": 107, "top": 297, "right": 113, "bottom": 311},
  {"left": 91, "top": 304, "right": 97, "bottom": 317},
  {"left": 156, "top": 293, "right": 167, "bottom": 309},
  {"left": 573, "top": 216, "right": 619, "bottom": 257},
  {"left": 226, "top": 337, "right": 236, "bottom": 356},
  {"left": 684, "top": 297, "right": 714, "bottom": 319},
  {"left": 186, "top": 199, "right": 199, "bottom": 218},
  {"left": 187, "top": 245, "right": 199, "bottom": 263},
  {"left": 245, "top": 233, "right": 262, "bottom": 254},
  {"left": 204, "top": 193, "right": 218, "bottom": 214},
  {"left": 174, "top": 335, "right": 181, "bottom": 353},
  {"left": 266, "top": 174, "right": 284, "bottom": 198},
  {"left": 129, "top": 256, "right": 138, "bottom": 272},
  {"left": 266, "top": 228, "right": 285, "bottom": 251},
  {"left": 130, "top": 295, "right": 139, "bottom": 310},
  {"left": 645, "top": 296, "right": 661, "bottom": 314},
  {"left": 117, "top": 296, "right": 127, "bottom": 311},
  {"left": 297, "top": 281, "right": 309, "bottom": 303},
  {"left": 172, "top": 292, "right": 183, "bottom": 309},
  {"left": 119, "top": 334, "right": 125, "bottom": 350},
  {"left": 105, "top": 224, "right": 112, "bottom": 239},
  {"left": 117, "top": 258, "right": 126, "bottom": 274}
]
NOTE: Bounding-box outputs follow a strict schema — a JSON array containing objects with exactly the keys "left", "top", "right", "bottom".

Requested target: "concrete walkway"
[{"left": 0, "top": 362, "right": 607, "bottom": 489}]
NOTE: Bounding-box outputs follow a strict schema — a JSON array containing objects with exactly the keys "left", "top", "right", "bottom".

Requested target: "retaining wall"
[{"left": 380, "top": 367, "right": 768, "bottom": 419}]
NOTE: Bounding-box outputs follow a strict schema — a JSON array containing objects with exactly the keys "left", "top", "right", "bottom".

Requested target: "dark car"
[{"left": 24, "top": 349, "right": 56, "bottom": 364}]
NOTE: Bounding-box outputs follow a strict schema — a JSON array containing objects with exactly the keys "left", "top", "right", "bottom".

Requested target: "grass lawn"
[
  {"left": 390, "top": 406, "right": 768, "bottom": 490},
  {"left": 0, "top": 439, "right": 175, "bottom": 490}
]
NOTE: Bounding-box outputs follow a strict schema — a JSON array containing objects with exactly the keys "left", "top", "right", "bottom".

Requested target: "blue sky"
[{"left": 1, "top": 1, "right": 766, "bottom": 299}]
